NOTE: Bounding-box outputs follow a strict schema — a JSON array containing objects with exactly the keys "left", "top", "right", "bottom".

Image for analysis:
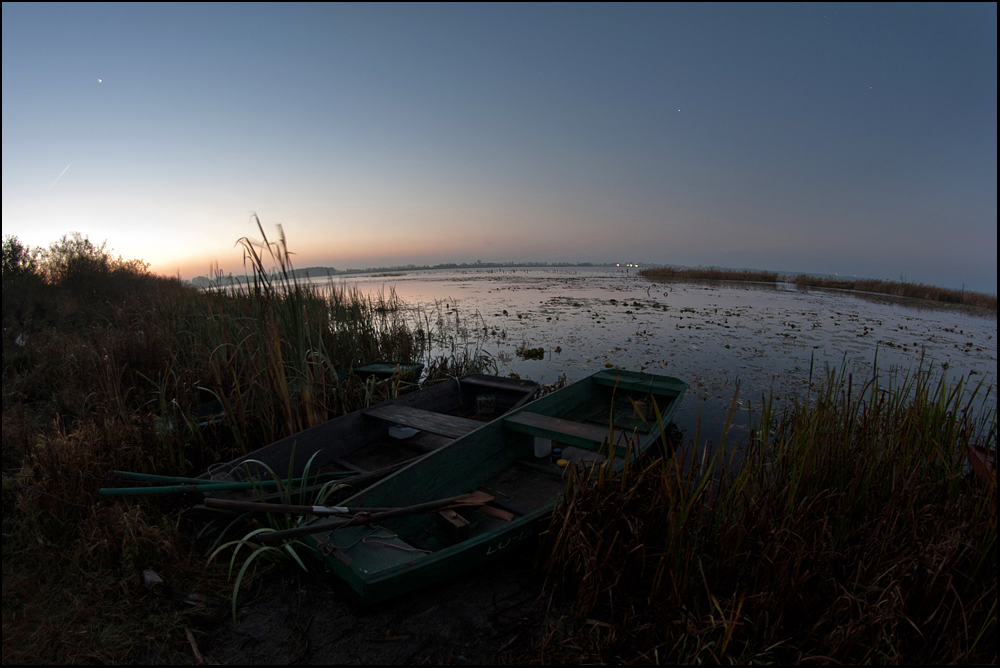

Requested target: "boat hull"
[
  {"left": 305, "top": 368, "right": 687, "bottom": 604},
  {"left": 203, "top": 374, "right": 539, "bottom": 494}
]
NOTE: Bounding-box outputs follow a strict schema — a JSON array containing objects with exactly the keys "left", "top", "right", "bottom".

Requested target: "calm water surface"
[{"left": 322, "top": 267, "right": 997, "bottom": 443}]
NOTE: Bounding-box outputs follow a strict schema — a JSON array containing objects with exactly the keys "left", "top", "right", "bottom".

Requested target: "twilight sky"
[{"left": 2, "top": 3, "right": 996, "bottom": 292}]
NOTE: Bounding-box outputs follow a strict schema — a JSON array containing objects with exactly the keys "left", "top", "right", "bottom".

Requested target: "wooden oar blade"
[{"left": 441, "top": 491, "right": 494, "bottom": 507}]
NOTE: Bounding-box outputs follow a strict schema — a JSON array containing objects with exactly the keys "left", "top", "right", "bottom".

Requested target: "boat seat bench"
[
  {"left": 591, "top": 372, "right": 686, "bottom": 397},
  {"left": 363, "top": 405, "right": 483, "bottom": 439},
  {"left": 504, "top": 412, "right": 638, "bottom": 451}
]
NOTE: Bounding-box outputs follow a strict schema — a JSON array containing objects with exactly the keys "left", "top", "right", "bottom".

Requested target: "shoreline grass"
[
  {"left": 2, "top": 225, "right": 484, "bottom": 663},
  {"left": 535, "top": 365, "right": 996, "bottom": 663}
]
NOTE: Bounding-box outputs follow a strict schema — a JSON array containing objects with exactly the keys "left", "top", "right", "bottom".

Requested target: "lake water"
[{"left": 320, "top": 267, "right": 997, "bottom": 444}]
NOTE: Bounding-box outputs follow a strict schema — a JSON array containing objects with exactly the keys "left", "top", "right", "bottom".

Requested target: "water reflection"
[{"left": 317, "top": 268, "right": 997, "bottom": 444}]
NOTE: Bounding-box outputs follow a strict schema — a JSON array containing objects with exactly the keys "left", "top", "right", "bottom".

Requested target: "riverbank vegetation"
[
  {"left": 4, "top": 229, "right": 995, "bottom": 663},
  {"left": 537, "top": 366, "right": 996, "bottom": 663},
  {"left": 1, "top": 224, "right": 474, "bottom": 663}
]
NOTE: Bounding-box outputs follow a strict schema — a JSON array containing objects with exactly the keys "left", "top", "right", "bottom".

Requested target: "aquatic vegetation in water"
[
  {"left": 340, "top": 267, "right": 994, "bottom": 438},
  {"left": 516, "top": 345, "right": 545, "bottom": 360}
]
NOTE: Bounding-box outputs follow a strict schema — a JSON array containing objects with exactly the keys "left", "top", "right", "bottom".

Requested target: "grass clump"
[
  {"left": 537, "top": 366, "right": 996, "bottom": 664},
  {"left": 516, "top": 345, "right": 545, "bottom": 361}
]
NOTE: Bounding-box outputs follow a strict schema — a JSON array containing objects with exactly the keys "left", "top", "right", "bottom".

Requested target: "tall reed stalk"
[{"left": 164, "top": 215, "right": 424, "bottom": 455}]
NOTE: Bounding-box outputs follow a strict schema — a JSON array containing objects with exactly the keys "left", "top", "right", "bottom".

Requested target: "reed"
[
  {"left": 418, "top": 298, "right": 500, "bottom": 382},
  {"left": 537, "top": 365, "right": 996, "bottom": 663},
  {"left": 794, "top": 274, "right": 998, "bottom": 311},
  {"left": 165, "top": 216, "right": 427, "bottom": 455}
]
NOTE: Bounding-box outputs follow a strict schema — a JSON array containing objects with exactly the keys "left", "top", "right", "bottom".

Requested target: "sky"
[{"left": 2, "top": 3, "right": 997, "bottom": 292}]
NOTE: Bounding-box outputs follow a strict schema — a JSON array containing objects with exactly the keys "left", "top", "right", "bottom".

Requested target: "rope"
[{"left": 206, "top": 461, "right": 240, "bottom": 481}]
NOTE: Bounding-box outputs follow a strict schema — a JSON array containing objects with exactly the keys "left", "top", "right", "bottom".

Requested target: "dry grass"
[
  {"left": 2, "top": 414, "right": 211, "bottom": 663},
  {"left": 535, "top": 366, "right": 996, "bottom": 664}
]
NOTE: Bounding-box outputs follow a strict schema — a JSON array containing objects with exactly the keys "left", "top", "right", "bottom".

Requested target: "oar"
[
  {"left": 100, "top": 477, "right": 349, "bottom": 496},
  {"left": 257, "top": 491, "right": 494, "bottom": 543},
  {"left": 114, "top": 471, "right": 222, "bottom": 485},
  {"left": 203, "top": 498, "right": 396, "bottom": 516},
  {"left": 206, "top": 496, "right": 517, "bottom": 522},
  {"left": 254, "top": 459, "right": 414, "bottom": 503},
  {"left": 100, "top": 470, "right": 354, "bottom": 496},
  {"left": 113, "top": 469, "right": 355, "bottom": 485}
]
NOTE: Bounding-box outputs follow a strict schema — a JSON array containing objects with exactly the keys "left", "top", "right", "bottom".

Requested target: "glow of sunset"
[{"left": 2, "top": 4, "right": 996, "bottom": 292}]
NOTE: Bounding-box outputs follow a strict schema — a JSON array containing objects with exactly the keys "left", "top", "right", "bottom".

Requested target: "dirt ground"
[{"left": 197, "top": 545, "right": 567, "bottom": 664}]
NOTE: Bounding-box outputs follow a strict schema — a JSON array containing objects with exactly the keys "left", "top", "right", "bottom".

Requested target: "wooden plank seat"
[
  {"left": 592, "top": 369, "right": 687, "bottom": 397},
  {"left": 363, "top": 405, "right": 483, "bottom": 439},
  {"left": 332, "top": 457, "right": 368, "bottom": 473},
  {"left": 503, "top": 412, "right": 638, "bottom": 451},
  {"left": 461, "top": 376, "right": 537, "bottom": 392}
]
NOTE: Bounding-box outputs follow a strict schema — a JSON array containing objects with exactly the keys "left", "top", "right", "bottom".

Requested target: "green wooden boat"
[
  {"left": 334, "top": 361, "right": 424, "bottom": 384},
  {"left": 301, "top": 368, "right": 687, "bottom": 604},
  {"left": 204, "top": 374, "right": 537, "bottom": 495}
]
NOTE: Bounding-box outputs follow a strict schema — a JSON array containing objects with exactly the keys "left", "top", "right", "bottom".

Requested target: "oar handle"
[
  {"left": 203, "top": 498, "right": 396, "bottom": 516},
  {"left": 257, "top": 492, "right": 493, "bottom": 543},
  {"left": 100, "top": 471, "right": 355, "bottom": 495}
]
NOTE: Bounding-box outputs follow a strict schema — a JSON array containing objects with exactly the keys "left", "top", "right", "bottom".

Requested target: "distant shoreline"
[
  {"left": 186, "top": 261, "right": 617, "bottom": 288},
  {"left": 185, "top": 261, "right": 996, "bottom": 312},
  {"left": 639, "top": 267, "right": 997, "bottom": 312}
]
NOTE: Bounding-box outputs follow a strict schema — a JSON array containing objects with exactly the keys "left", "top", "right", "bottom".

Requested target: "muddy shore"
[{"left": 200, "top": 546, "right": 565, "bottom": 664}]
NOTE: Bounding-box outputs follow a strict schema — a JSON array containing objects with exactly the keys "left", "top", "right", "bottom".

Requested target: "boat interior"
[
  {"left": 207, "top": 375, "right": 539, "bottom": 488},
  {"left": 320, "top": 373, "right": 685, "bottom": 576}
]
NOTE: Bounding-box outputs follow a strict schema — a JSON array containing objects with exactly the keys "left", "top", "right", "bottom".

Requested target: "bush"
[
  {"left": 2, "top": 236, "right": 40, "bottom": 279},
  {"left": 2, "top": 233, "right": 168, "bottom": 335},
  {"left": 2, "top": 236, "right": 46, "bottom": 339}
]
